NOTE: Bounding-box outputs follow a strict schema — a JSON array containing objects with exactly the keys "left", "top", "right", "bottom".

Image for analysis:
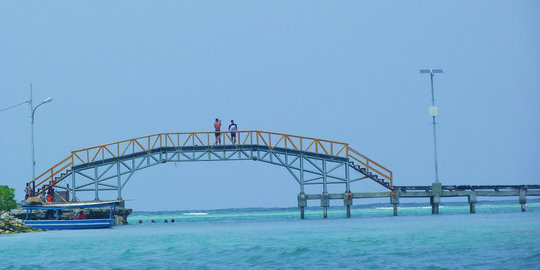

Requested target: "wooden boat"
[{"left": 22, "top": 200, "right": 118, "bottom": 230}]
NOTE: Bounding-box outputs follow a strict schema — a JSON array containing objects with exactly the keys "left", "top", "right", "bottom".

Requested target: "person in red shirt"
[
  {"left": 78, "top": 210, "right": 86, "bottom": 220},
  {"left": 214, "top": 118, "right": 222, "bottom": 145},
  {"left": 46, "top": 187, "right": 54, "bottom": 202}
]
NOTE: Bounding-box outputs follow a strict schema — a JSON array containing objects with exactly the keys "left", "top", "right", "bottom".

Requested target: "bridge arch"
[{"left": 27, "top": 131, "right": 393, "bottom": 202}]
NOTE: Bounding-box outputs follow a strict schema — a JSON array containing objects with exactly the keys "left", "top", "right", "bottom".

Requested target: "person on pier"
[
  {"left": 46, "top": 187, "right": 54, "bottom": 202},
  {"left": 228, "top": 120, "right": 238, "bottom": 144},
  {"left": 214, "top": 118, "right": 222, "bottom": 145},
  {"left": 24, "top": 184, "right": 30, "bottom": 200}
]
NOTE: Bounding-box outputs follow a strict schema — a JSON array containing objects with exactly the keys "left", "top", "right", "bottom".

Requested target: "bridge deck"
[
  {"left": 72, "top": 144, "right": 350, "bottom": 170},
  {"left": 27, "top": 131, "right": 394, "bottom": 198}
]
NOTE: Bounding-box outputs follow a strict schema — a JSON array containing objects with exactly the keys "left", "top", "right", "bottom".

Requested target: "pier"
[{"left": 298, "top": 183, "right": 540, "bottom": 218}]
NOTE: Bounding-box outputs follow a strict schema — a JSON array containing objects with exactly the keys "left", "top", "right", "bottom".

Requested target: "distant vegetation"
[{"left": 0, "top": 185, "right": 17, "bottom": 212}]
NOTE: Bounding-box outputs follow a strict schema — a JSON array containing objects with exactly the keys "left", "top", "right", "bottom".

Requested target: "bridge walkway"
[{"left": 26, "top": 131, "right": 393, "bottom": 202}]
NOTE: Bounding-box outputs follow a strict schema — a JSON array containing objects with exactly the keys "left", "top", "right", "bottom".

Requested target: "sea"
[{"left": 1, "top": 200, "right": 539, "bottom": 269}]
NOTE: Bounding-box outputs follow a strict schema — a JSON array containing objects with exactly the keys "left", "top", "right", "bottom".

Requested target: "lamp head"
[
  {"left": 43, "top": 97, "right": 53, "bottom": 103},
  {"left": 420, "top": 69, "right": 444, "bottom": 74}
]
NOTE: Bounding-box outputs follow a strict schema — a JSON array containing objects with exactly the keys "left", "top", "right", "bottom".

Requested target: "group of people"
[
  {"left": 24, "top": 184, "right": 54, "bottom": 202},
  {"left": 139, "top": 219, "right": 175, "bottom": 224},
  {"left": 214, "top": 119, "right": 238, "bottom": 145}
]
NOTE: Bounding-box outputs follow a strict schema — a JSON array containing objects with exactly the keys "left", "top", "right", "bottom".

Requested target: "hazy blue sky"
[{"left": 1, "top": 1, "right": 539, "bottom": 210}]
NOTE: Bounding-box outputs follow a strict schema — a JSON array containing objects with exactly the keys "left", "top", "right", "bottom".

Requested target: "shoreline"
[{"left": 0, "top": 211, "right": 41, "bottom": 234}]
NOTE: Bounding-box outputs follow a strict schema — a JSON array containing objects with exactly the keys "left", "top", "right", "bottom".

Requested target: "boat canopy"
[{"left": 22, "top": 200, "right": 120, "bottom": 210}]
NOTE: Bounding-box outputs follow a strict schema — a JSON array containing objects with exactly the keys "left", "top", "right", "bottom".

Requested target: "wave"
[
  {"left": 376, "top": 206, "right": 445, "bottom": 210},
  {"left": 131, "top": 198, "right": 540, "bottom": 216},
  {"left": 183, "top": 212, "right": 208, "bottom": 216}
]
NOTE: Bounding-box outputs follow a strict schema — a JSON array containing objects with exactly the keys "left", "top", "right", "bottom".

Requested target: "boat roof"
[{"left": 22, "top": 200, "right": 120, "bottom": 210}]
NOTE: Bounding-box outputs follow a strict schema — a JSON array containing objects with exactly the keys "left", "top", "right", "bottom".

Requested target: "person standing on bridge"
[
  {"left": 229, "top": 120, "right": 238, "bottom": 144},
  {"left": 214, "top": 118, "right": 222, "bottom": 145}
]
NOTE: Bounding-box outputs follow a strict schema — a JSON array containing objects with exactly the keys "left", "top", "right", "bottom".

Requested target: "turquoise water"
[{"left": 2, "top": 201, "right": 540, "bottom": 269}]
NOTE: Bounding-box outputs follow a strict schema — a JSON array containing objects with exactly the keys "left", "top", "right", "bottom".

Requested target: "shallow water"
[{"left": 2, "top": 201, "right": 539, "bottom": 269}]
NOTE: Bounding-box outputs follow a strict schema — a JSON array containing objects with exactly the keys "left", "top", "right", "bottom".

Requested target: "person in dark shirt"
[{"left": 228, "top": 120, "right": 238, "bottom": 144}]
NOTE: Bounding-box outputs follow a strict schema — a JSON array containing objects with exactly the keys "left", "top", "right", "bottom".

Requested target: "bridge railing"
[
  {"left": 27, "top": 130, "right": 393, "bottom": 195},
  {"left": 67, "top": 130, "right": 392, "bottom": 186},
  {"left": 69, "top": 131, "right": 353, "bottom": 165},
  {"left": 27, "top": 154, "right": 73, "bottom": 197},
  {"left": 347, "top": 147, "right": 393, "bottom": 187}
]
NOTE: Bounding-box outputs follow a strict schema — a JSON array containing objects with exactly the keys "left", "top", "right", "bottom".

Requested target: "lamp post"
[
  {"left": 29, "top": 84, "right": 53, "bottom": 192},
  {"left": 0, "top": 84, "right": 53, "bottom": 194},
  {"left": 420, "top": 69, "right": 443, "bottom": 183}
]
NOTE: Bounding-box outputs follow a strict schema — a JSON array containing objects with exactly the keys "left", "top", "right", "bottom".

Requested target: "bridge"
[
  {"left": 26, "top": 130, "right": 393, "bottom": 217},
  {"left": 26, "top": 130, "right": 540, "bottom": 218}
]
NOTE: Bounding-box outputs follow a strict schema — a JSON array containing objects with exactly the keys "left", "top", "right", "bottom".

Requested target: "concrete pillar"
[
  {"left": 297, "top": 193, "right": 307, "bottom": 219},
  {"left": 344, "top": 191, "right": 353, "bottom": 218},
  {"left": 321, "top": 192, "right": 329, "bottom": 219},
  {"left": 519, "top": 189, "right": 527, "bottom": 212},
  {"left": 430, "top": 196, "right": 440, "bottom": 214},
  {"left": 431, "top": 182, "right": 442, "bottom": 214},
  {"left": 468, "top": 192, "right": 477, "bottom": 214},
  {"left": 390, "top": 192, "right": 399, "bottom": 216}
]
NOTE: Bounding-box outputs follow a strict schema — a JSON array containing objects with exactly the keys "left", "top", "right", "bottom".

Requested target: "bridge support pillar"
[
  {"left": 519, "top": 189, "right": 527, "bottom": 212},
  {"left": 468, "top": 192, "right": 477, "bottom": 214},
  {"left": 94, "top": 167, "right": 100, "bottom": 201},
  {"left": 344, "top": 191, "right": 352, "bottom": 218},
  {"left": 321, "top": 192, "right": 329, "bottom": 219},
  {"left": 390, "top": 192, "right": 399, "bottom": 216},
  {"left": 117, "top": 162, "right": 123, "bottom": 201},
  {"left": 430, "top": 197, "right": 440, "bottom": 214},
  {"left": 431, "top": 182, "right": 442, "bottom": 214},
  {"left": 298, "top": 193, "right": 307, "bottom": 219},
  {"left": 71, "top": 171, "right": 77, "bottom": 202}
]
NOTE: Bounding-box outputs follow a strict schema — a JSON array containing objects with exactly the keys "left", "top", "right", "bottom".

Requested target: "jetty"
[
  {"left": 22, "top": 130, "right": 539, "bottom": 219},
  {"left": 298, "top": 183, "right": 540, "bottom": 218}
]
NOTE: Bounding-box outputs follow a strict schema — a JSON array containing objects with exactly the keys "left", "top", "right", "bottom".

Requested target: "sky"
[{"left": 1, "top": 1, "right": 539, "bottom": 211}]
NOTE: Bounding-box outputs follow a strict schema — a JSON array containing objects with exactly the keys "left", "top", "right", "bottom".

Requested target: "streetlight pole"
[
  {"left": 30, "top": 85, "right": 34, "bottom": 188},
  {"left": 0, "top": 84, "right": 53, "bottom": 194},
  {"left": 420, "top": 69, "right": 443, "bottom": 183},
  {"left": 0, "top": 84, "right": 53, "bottom": 195},
  {"left": 29, "top": 84, "right": 53, "bottom": 192}
]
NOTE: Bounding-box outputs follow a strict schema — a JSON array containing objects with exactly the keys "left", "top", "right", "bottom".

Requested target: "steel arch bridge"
[{"left": 26, "top": 131, "right": 393, "bottom": 202}]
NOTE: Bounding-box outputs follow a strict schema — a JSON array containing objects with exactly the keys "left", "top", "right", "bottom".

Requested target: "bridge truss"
[{"left": 27, "top": 131, "right": 393, "bottom": 202}]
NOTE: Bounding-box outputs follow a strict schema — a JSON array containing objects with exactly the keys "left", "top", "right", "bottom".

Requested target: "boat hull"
[{"left": 24, "top": 219, "right": 115, "bottom": 230}]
